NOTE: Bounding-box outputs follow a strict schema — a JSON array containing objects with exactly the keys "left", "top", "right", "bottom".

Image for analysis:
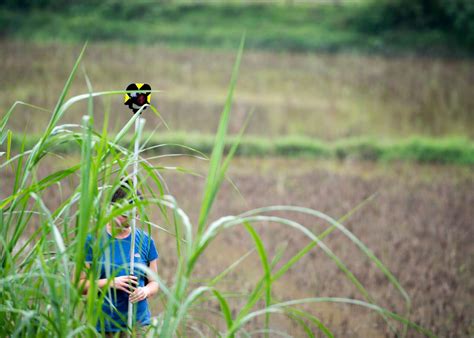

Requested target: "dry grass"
[{"left": 1, "top": 38, "right": 473, "bottom": 140}]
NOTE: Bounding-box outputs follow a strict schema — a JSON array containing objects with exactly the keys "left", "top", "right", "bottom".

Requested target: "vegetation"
[
  {"left": 0, "top": 0, "right": 472, "bottom": 55},
  {"left": 2, "top": 38, "right": 474, "bottom": 143},
  {"left": 358, "top": 0, "right": 474, "bottom": 46},
  {"left": 0, "top": 42, "right": 435, "bottom": 336},
  {"left": 1, "top": 1, "right": 471, "bottom": 335},
  {"left": 5, "top": 132, "right": 474, "bottom": 165}
]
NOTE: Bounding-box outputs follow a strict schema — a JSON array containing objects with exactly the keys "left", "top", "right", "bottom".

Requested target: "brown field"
[
  {"left": 148, "top": 156, "right": 473, "bottom": 337},
  {"left": 1, "top": 39, "right": 474, "bottom": 140},
  {"left": 2, "top": 155, "right": 470, "bottom": 336}
]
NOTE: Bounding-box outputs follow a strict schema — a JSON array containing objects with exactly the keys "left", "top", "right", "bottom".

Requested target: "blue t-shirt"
[{"left": 85, "top": 228, "right": 159, "bottom": 332}]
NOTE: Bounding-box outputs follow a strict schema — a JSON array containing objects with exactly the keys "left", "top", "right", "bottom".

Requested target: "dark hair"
[{"left": 111, "top": 179, "right": 142, "bottom": 204}]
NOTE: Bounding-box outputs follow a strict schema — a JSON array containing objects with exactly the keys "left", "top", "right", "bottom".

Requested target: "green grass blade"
[
  {"left": 243, "top": 221, "right": 272, "bottom": 337},
  {"left": 197, "top": 35, "right": 245, "bottom": 236},
  {"left": 212, "top": 289, "right": 234, "bottom": 333}
]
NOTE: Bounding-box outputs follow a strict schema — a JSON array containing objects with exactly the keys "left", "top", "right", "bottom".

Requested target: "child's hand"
[
  {"left": 113, "top": 275, "right": 138, "bottom": 294},
  {"left": 129, "top": 287, "right": 149, "bottom": 303}
]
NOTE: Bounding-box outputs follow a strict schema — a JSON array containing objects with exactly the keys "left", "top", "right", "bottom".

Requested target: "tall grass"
[{"left": 0, "top": 42, "right": 434, "bottom": 337}]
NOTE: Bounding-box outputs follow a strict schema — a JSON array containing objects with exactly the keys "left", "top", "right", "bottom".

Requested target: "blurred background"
[{"left": 1, "top": 0, "right": 473, "bottom": 336}]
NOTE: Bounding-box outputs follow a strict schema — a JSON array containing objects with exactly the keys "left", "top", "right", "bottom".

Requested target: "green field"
[{"left": 1, "top": 2, "right": 471, "bottom": 55}]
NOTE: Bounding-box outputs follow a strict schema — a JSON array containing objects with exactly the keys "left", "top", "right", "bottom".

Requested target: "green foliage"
[
  {"left": 6, "top": 132, "right": 474, "bottom": 165},
  {"left": 381, "top": 137, "right": 474, "bottom": 164},
  {"left": 1, "top": 0, "right": 100, "bottom": 11},
  {"left": 0, "top": 1, "right": 471, "bottom": 55},
  {"left": 357, "top": 0, "right": 474, "bottom": 45}
]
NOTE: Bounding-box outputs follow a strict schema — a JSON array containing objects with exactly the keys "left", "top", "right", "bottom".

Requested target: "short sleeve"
[
  {"left": 85, "top": 234, "right": 93, "bottom": 263},
  {"left": 147, "top": 236, "right": 159, "bottom": 262}
]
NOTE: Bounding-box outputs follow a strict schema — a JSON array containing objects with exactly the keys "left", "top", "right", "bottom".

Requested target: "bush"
[{"left": 356, "top": 0, "right": 474, "bottom": 45}]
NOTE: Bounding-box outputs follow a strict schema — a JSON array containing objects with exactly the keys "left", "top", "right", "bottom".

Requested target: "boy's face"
[
  {"left": 112, "top": 207, "right": 140, "bottom": 229},
  {"left": 111, "top": 200, "right": 133, "bottom": 229},
  {"left": 114, "top": 214, "right": 130, "bottom": 228}
]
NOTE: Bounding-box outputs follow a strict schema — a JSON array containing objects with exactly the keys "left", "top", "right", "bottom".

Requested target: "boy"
[{"left": 79, "top": 182, "right": 159, "bottom": 336}]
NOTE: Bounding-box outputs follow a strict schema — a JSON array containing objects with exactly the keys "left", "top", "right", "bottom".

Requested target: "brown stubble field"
[
  {"left": 150, "top": 156, "right": 473, "bottom": 337},
  {"left": 1, "top": 38, "right": 473, "bottom": 139},
  {"left": 2, "top": 154, "right": 471, "bottom": 336}
]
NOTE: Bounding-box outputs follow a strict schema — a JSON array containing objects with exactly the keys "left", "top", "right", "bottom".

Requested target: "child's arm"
[
  {"left": 144, "top": 259, "right": 159, "bottom": 297},
  {"left": 129, "top": 259, "right": 159, "bottom": 303},
  {"left": 77, "top": 263, "right": 138, "bottom": 295}
]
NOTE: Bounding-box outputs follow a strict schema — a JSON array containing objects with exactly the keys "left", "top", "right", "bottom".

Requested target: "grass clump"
[
  {"left": 381, "top": 137, "right": 474, "bottom": 165},
  {"left": 0, "top": 42, "right": 434, "bottom": 337}
]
